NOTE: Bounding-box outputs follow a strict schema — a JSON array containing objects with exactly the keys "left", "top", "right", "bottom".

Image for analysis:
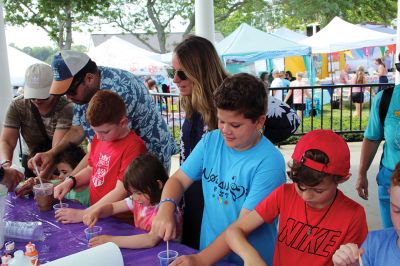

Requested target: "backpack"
[{"left": 379, "top": 85, "right": 394, "bottom": 127}]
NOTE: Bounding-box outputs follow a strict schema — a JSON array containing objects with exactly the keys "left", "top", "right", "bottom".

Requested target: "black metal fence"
[{"left": 152, "top": 82, "right": 394, "bottom": 144}]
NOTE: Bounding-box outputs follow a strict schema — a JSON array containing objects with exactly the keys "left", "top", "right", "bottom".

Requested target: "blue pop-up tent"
[{"left": 216, "top": 23, "right": 315, "bottom": 84}]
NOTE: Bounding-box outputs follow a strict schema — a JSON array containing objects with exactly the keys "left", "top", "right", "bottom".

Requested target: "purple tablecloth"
[{"left": 2, "top": 194, "right": 236, "bottom": 266}]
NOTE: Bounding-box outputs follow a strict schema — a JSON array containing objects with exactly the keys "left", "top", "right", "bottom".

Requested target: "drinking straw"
[
  {"left": 166, "top": 240, "right": 169, "bottom": 260},
  {"left": 359, "top": 253, "right": 364, "bottom": 266},
  {"left": 60, "top": 199, "right": 63, "bottom": 207},
  {"left": 33, "top": 161, "right": 44, "bottom": 188}
]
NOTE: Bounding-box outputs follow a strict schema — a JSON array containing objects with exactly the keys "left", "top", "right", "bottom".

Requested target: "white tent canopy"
[
  {"left": 271, "top": 27, "right": 307, "bottom": 43},
  {"left": 301, "top": 17, "right": 396, "bottom": 53},
  {"left": 8, "top": 46, "right": 44, "bottom": 86},
  {"left": 88, "top": 36, "right": 168, "bottom": 76}
]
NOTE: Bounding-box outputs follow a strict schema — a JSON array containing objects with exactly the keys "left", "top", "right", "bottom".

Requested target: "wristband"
[
  {"left": 158, "top": 198, "right": 178, "bottom": 209},
  {"left": 66, "top": 175, "right": 76, "bottom": 189}
]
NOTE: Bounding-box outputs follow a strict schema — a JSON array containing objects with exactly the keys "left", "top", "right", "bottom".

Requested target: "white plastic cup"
[
  {"left": 53, "top": 203, "right": 69, "bottom": 211},
  {"left": 84, "top": 226, "right": 102, "bottom": 241},
  {"left": 158, "top": 250, "right": 178, "bottom": 266}
]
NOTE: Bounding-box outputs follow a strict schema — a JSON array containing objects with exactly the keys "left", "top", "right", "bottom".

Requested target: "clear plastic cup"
[
  {"left": 158, "top": 250, "right": 178, "bottom": 266},
  {"left": 84, "top": 226, "right": 102, "bottom": 241},
  {"left": 32, "top": 183, "right": 54, "bottom": 212},
  {"left": 53, "top": 203, "right": 69, "bottom": 211}
]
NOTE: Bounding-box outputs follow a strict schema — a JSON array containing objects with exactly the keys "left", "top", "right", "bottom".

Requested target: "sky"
[{"left": 5, "top": 25, "right": 93, "bottom": 48}]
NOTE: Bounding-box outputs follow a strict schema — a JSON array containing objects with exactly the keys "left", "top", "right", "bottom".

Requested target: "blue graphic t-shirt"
[
  {"left": 361, "top": 228, "right": 400, "bottom": 265},
  {"left": 72, "top": 66, "right": 178, "bottom": 169},
  {"left": 181, "top": 130, "right": 286, "bottom": 265},
  {"left": 364, "top": 85, "right": 400, "bottom": 170}
]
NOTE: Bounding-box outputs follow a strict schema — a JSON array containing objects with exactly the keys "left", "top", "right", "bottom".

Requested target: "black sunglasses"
[
  {"left": 395, "top": 63, "right": 400, "bottom": 72},
  {"left": 167, "top": 68, "right": 188, "bottom": 80},
  {"left": 67, "top": 75, "right": 84, "bottom": 96}
]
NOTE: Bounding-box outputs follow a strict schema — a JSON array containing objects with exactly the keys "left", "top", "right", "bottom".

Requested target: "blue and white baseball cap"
[{"left": 50, "top": 50, "right": 90, "bottom": 95}]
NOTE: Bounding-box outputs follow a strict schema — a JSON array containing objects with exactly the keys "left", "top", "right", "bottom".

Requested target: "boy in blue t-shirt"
[
  {"left": 332, "top": 161, "right": 400, "bottom": 266},
  {"left": 151, "top": 73, "right": 286, "bottom": 265}
]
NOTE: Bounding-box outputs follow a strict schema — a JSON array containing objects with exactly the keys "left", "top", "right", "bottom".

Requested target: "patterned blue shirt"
[{"left": 72, "top": 66, "right": 178, "bottom": 169}]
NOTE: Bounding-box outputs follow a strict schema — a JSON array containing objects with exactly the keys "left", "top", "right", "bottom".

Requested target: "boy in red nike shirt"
[
  {"left": 225, "top": 129, "right": 368, "bottom": 266},
  {"left": 54, "top": 90, "right": 147, "bottom": 223}
]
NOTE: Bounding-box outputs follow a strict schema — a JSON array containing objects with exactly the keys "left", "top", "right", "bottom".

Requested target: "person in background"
[
  {"left": 147, "top": 79, "right": 158, "bottom": 94},
  {"left": 225, "top": 130, "right": 368, "bottom": 266},
  {"left": 270, "top": 70, "right": 284, "bottom": 101},
  {"left": 332, "top": 161, "right": 400, "bottom": 266},
  {"left": 54, "top": 144, "right": 89, "bottom": 207},
  {"left": 350, "top": 66, "right": 368, "bottom": 117},
  {"left": 284, "top": 72, "right": 311, "bottom": 120},
  {"left": 375, "top": 58, "right": 388, "bottom": 92},
  {"left": 168, "top": 35, "right": 229, "bottom": 249},
  {"left": 0, "top": 63, "right": 72, "bottom": 178},
  {"left": 151, "top": 73, "right": 286, "bottom": 265},
  {"left": 83, "top": 153, "right": 182, "bottom": 249},
  {"left": 53, "top": 90, "right": 147, "bottom": 224},
  {"left": 260, "top": 72, "right": 269, "bottom": 87},
  {"left": 30, "top": 50, "right": 177, "bottom": 181},
  {"left": 383, "top": 50, "right": 393, "bottom": 72},
  {"left": 339, "top": 64, "right": 351, "bottom": 84},
  {"left": 285, "top": 71, "right": 296, "bottom": 106}
]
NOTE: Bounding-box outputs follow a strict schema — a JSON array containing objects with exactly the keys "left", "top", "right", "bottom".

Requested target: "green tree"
[
  {"left": 4, "top": 0, "right": 112, "bottom": 49},
  {"left": 105, "top": 0, "right": 267, "bottom": 53},
  {"left": 266, "top": 0, "right": 396, "bottom": 30}
]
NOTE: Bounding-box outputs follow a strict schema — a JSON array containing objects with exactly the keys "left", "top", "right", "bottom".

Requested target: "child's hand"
[
  {"left": 332, "top": 243, "right": 362, "bottom": 266},
  {"left": 83, "top": 212, "right": 99, "bottom": 228},
  {"left": 88, "top": 235, "right": 113, "bottom": 247},
  {"left": 54, "top": 178, "right": 74, "bottom": 200},
  {"left": 55, "top": 208, "right": 85, "bottom": 224}
]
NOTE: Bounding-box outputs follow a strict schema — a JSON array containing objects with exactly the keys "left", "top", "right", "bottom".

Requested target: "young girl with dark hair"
[{"left": 83, "top": 153, "right": 182, "bottom": 249}]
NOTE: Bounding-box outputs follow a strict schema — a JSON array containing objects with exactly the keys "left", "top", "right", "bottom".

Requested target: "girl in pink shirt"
[
  {"left": 284, "top": 72, "right": 312, "bottom": 120},
  {"left": 83, "top": 153, "right": 182, "bottom": 249}
]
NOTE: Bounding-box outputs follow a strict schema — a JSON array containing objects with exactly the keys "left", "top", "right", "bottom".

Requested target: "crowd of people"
[{"left": 0, "top": 35, "right": 399, "bottom": 266}]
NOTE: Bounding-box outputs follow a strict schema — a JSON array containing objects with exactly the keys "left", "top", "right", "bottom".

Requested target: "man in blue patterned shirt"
[{"left": 30, "top": 50, "right": 178, "bottom": 181}]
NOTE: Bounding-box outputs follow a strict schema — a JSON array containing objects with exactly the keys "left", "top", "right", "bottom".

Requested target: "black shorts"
[
  {"left": 293, "top": 103, "right": 306, "bottom": 111},
  {"left": 351, "top": 92, "right": 364, "bottom": 103}
]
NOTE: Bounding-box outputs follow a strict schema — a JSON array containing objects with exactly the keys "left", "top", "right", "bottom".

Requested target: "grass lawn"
[{"left": 282, "top": 100, "right": 371, "bottom": 144}]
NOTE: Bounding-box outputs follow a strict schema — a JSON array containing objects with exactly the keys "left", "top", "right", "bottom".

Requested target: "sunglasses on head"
[{"left": 167, "top": 68, "right": 188, "bottom": 80}]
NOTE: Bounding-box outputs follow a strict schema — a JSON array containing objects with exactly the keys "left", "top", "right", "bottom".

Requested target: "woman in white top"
[{"left": 284, "top": 72, "right": 311, "bottom": 120}]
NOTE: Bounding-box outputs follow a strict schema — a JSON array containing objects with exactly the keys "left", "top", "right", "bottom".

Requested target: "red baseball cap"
[{"left": 292, "top": 130, "right": 350, "bottom": 177}]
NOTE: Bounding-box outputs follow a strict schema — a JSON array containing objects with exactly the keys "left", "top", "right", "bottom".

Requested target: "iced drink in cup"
[
  {"left": 84, "top": 226, "right": 102, "bottom": 241},
  {"left": 32, "top": 183, "right": 54, "bottom": 212},
  {"left": 158, "top": 250, "right": 178, "bottom": 266}
]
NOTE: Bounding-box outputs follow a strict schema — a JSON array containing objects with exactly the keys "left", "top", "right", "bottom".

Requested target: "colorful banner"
[
  {"left": 380, "top": 46, "right": 386, "bottom": 57},
  {"left": 356, "top": 48, "right": 364, "bottom": 59},
  {"left": 344, "top": 50, "right": 353, "bottom": 58}
]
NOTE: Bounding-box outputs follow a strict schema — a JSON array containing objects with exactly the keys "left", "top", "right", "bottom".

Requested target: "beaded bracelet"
[{"left": 158, "top": 198, "right": 178, "bottom": 209}]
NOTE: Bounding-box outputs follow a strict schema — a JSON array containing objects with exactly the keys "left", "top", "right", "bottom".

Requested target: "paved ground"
[{"left": 171, "top": 141, "right": 383, "bottom": 230}]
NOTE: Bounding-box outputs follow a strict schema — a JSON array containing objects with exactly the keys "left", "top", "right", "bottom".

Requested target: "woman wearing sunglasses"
[{"left": 168, "top": 35, "right": 228, "bottom": 249}]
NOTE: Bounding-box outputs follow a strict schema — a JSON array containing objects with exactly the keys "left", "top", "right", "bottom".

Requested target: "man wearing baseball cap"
[
  {"left": 0, "top": 63, "right": 72, "bottom": 178},
  {"left": 30, "top": 51, "right": 178, "bottom": 188},
  {"left": 223, "top": 129, "right": 368, "bottom": 266}
]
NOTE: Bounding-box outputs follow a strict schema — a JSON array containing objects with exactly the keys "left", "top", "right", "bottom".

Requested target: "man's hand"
[
  {"left": 28, "top": 151, "right": 55, "bottom": 176},
  {"left": 2, "top": 167, "right": 24, "bottom": 191},
  {"left": 356, "top": 173, "right": 368, "bottom": 200},
  {"left": 54, "top": 179, "right": 74, "bottom": 200},
  {"left": 54, "top": 208, "right": 85, "bottom": 224}
]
